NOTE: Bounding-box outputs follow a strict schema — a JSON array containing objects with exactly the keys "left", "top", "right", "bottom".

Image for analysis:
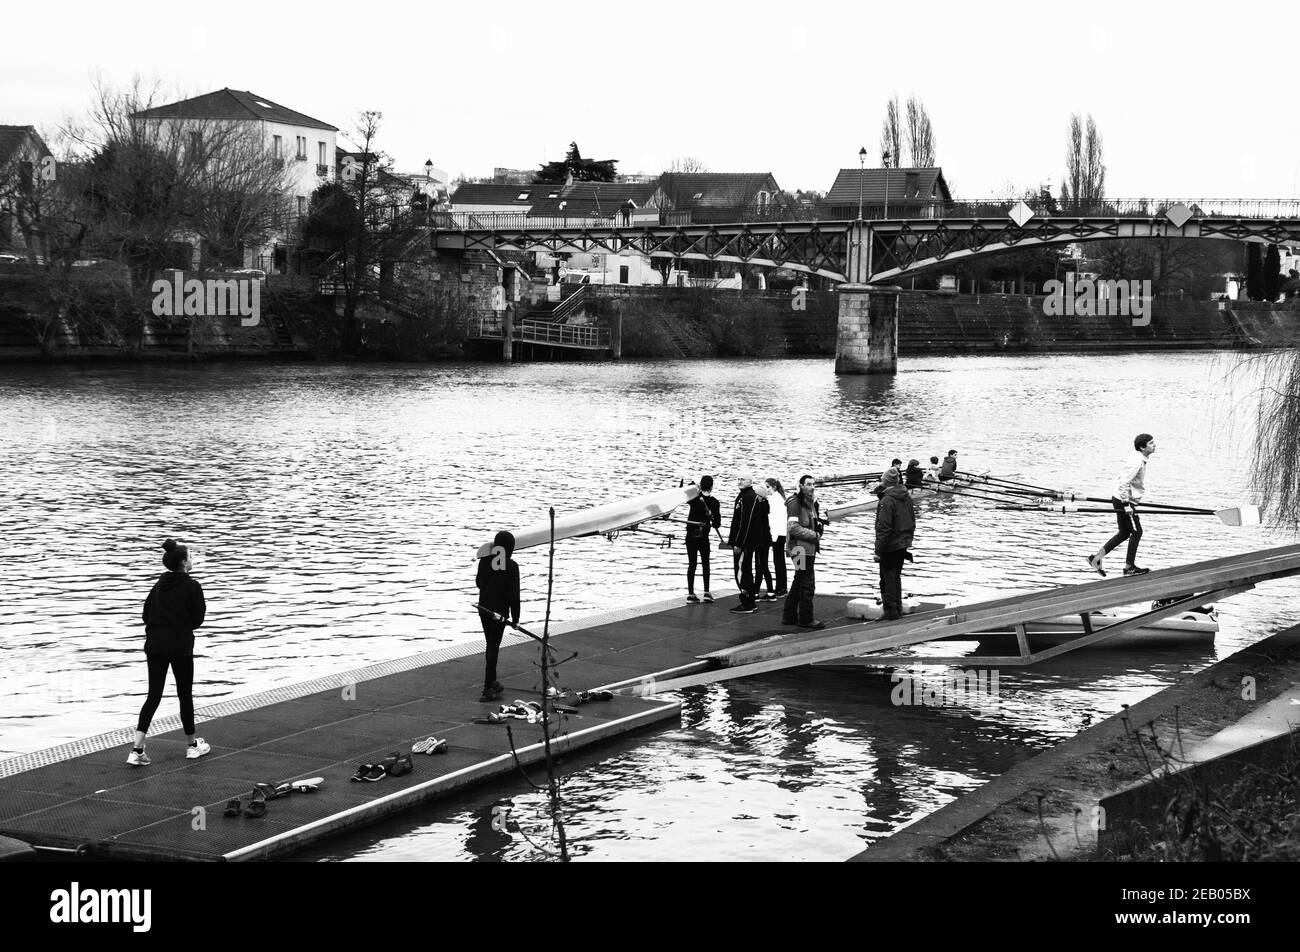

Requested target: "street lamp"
[
  {"left": 882, "top": 148, "right": 892, "bottom": 219},
  {"left": 858, "top": 146, "right": 867, "bottom": 220},
  {"left": 424, "top": 159, "right": 433, "bottom": 180}
]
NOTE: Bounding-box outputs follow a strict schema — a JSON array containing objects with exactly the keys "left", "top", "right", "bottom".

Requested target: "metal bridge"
[{"left": 432, "top": 200, "right": 1300, "bottom": 285}]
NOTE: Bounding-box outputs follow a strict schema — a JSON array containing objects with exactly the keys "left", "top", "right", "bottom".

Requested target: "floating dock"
[{"left": 0, "top": 593, "right": 839, "bottom": 861}]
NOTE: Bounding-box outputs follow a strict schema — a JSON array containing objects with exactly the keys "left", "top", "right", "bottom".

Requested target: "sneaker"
[
  {"left": 1123, "top": 565, "right": 1151, "bottom": 576},
  {"left": 798, "top": 621, "right": 827, "bottom": 631},
  {"left": 1086, "top": 554, "right": 1106, "bottom": 577},
  {"left": 729, "top": 604, "right": 759, "bottom": 614},
  {"left": 761, "top": 592, "right": 777, "bottom": 602},
  {"left": 686, "top": 593, "right": 701, "bottom": 604},
  {"left": 413, "top": 737, "right": 448, "bottom": 755},
  {"left": 126, "top": 748, "right": 151, "bottom": 767},
  {"left": 186, "top": 738, "right": 211, "bottom": 760},
  {"left": 774, "top": 589, "right": 788, "bottom": 597},
  {"left": 702, "top": 592, "right": 714, "bottom": 603}
]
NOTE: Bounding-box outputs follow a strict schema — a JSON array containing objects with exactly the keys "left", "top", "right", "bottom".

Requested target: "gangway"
[{"left": 607, "top": 544, "right": 1300, "bottom": 696}]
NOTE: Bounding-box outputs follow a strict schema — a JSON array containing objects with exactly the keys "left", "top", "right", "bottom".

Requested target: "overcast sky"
[{"left": 2, "top": 0, "right": 1293, "bottom": 199}]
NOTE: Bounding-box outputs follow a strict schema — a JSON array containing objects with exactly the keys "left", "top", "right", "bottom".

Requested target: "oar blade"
[{"left": 1217, "top": 505, "right": 1260, "bottom": 527}]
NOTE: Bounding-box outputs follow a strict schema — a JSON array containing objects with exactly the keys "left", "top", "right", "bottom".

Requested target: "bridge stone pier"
[{"left": 835, "top": 284, "right": 900, "bottom": 375}]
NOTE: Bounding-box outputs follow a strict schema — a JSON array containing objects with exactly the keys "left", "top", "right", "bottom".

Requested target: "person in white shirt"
[{"left": 1087, "top": 433, "right": 1156, "bottom": 577}]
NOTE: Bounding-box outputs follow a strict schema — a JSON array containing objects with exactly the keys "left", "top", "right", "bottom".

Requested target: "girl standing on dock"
[
  {"left": 130, "top": 539, "right": 209, "bottom": 766},
  {"left": 477, "top": 530, "right": 521, "bottom": 701},
  {"left": 765, "top": 478, "right": 788, "bottom": 597}
]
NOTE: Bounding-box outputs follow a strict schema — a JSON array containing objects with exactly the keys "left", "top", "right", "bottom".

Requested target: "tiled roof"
[
  {"left": 450, "top": 183, "right": 549, "bottom": 206},
  {"left": 658, "top": 172, "right": 780, "bottom": 209},
  {"left": 825, "top": 167, "right": 951, "bottom": 205},
  {"left": 0, "top": 125, "right": 47, "bottom": 166},
  {"left": 526, "top": 181, "right": 662, "bottom": 217},
  {"left": 131, "top": 89, "right": 337, "bottom": 131}
]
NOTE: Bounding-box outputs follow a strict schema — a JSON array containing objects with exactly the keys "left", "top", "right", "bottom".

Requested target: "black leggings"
[
  {"left": 480, "top": 612, "right": 506, "bottom": 688},
  {"left": 755, "top": 540, "right": 773, "bottom": 592},
  {"left": 771, "top": 537, "right": 787, "bottom": 591},
  {"left": 1104, "top": 497, "right": 1144, "bottom": 565},
  {"left": 686, "top": 536, "right": 711, "bottom": 592},
  {"left": 136, "top": 653, "right": 195, "bottom": 735}
]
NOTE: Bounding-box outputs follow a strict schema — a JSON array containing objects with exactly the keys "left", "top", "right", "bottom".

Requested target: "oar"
[
  {"left": 471, "top": 603, "right": 545, "bottom": 643},
  {"left": 960, "top": 471, "right": 1258, "bottom": 523},
  {"left": 996, "top": 504, "right": 1261, "bottom": 526},
  {"left": 955, "top": 470, "right": 1061, "bottom": 496}
]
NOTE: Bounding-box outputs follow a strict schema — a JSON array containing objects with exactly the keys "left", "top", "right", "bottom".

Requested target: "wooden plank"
[{"left": 705, "top": 544, "right": 1300, "bottom": 668}]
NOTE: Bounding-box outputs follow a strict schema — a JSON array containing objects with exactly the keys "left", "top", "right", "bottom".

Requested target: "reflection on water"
[{"left": 1, "top": 354, "right": 1297, "bottom": 860}]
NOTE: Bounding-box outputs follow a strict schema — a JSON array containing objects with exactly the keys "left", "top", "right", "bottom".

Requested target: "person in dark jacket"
[
  {"left": 727, "top": 477, "right": 761, "bottom": 613},
  {"left": 684, "top": 476, "right": 722, "bottom": 603},
  {"left": 873, "top": 468, "right": 917, "bottom": 621},
  {"left": 477, "top": 530, "right": 521, "bottom": 702},
  {"left": 130, "top": 539, "right": 208, "bottom": 766},
  {"left": 904, "top": 459, "right": 925, "bottom": 489},
  {"left": 939, "top": 450, "right": 958, "bottom": 482}
]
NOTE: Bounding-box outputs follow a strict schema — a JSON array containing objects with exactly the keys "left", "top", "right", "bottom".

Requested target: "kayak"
[{"left": 474, "top": 484, "right": 699, "bottom": 558}]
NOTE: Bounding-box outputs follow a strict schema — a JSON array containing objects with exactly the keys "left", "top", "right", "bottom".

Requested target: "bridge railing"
[{"left": 436, "top": 200, "right": 1300, "bottom": 232}]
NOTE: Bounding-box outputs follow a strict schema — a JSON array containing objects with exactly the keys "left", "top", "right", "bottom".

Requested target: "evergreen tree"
[
  {"left": 1264, "top": 244, "right": 1283, "bottom": 301},
  {"left": 534, "top": 142, "right": 617, "bottom": 184},
  {"left": 1246, "top": 243, "right": 1264, "bottom": 301}
]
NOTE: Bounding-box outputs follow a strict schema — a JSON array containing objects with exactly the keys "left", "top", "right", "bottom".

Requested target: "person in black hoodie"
[
  {"left": 727, "top": 477, "right": 761, "bottom": 613},
  {"left": 873, "top": 468, "right": 917, "bottom": 621},
  {"left": 904, "top": 459, "right": 925, "bottom": 490},
  {"left": 129, "top": 539, "right": 208, "bottom": 766},
  {"left": 684, "top": 476, "right": 722, "bottom": 604},
  {"left": 476, "top": 530, "right": 521, "bottom": 702}
]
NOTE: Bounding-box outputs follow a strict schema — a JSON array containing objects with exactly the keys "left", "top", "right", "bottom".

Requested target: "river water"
[{"left": 1, "top": 353, "right": 1297, "bottom": 861}]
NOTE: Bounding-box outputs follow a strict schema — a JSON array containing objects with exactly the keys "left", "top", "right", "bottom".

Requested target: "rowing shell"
[
  {"left": 822, "top": 474, "right": 985, "bottom": 522},
  {"left": 474, "top": 485, "right": 700, "bottom": 558}
]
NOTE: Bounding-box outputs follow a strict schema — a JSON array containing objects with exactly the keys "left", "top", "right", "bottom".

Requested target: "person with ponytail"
[{"left": 129, "top": 539, "right": 210, "bottom": 766}]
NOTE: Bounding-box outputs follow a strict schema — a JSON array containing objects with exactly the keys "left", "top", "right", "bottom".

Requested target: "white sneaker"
[
  {"left": 127, "top": 748, "right": 151, "bottom": 767},
  {"left": 186, "top": 738, "right": 211, "bottom": 759}
]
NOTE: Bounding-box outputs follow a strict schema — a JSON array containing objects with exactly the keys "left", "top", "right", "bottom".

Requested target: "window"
[
  {"left": 296, "top": 136, "right": 307, "bottom": 160},
  {"left": 318, "top": 141, "right": 326, "bottom": 165},
  {"left": 272, "top": 135, "right": 283, "bottom": 159},
  {"left": 905, "top": 172, "right": 919, "bottom": 198},
  {"left": 756, "top": 190, "right": 770, "bottom": 209},
  {"left": 516, "top": 191, "right": 531, "bottom": 201}
]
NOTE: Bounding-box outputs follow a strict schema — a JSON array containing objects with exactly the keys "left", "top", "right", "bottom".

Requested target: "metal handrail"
[
  {"left": 475, "top": 316, "right": 609, "bottom": 348},
  {"left": 435, "top": 199, "right": 1300, "bottom": 232}
]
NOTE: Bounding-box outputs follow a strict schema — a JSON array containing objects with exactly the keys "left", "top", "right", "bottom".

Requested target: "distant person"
[
  {"left": 728, "top": 477, "right": 761, "bottom": 613},
  {"left": 765, "top": 477, "right": 789, "bottom": 597},
  {"left": 1087, "top": 433, "right": 1156, "bottom": 577},
  {"left": 925, "top": 456, "right": 942, "bottom": 482},
  {"left": 130, "top": 539, "right": 209, "bottom": 766},
  {"left": 684, "top": 476, "right": 722, "bottom": 603},
  {"left": 904, "top": 459, "right": 925, "bottom": 489},
  {"left": 890, "top": 458, "right": 903, "bottom": 470},
  {"left": 873, "top": 468, "right": 916, "bottom": 621},
  {"left": 477, "top": 530, "right": 521, "bottom": 701},
  {"left": 619, "top": 200, "right": 633, "bottom": 226},
  {"left": 753, "top": 483, "right": 776, "bottom": 601},
  {"left": 939, "top": 450, "right": 958, "bottom": 482},
  {"left": 782, "top": 474, "right": 825, "bottom": 630}
]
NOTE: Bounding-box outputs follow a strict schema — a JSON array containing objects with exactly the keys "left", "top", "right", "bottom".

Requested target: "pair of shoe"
[
  {"left": 412, "top": 736, "right": 449, "bottom": 755},
  {"left": 479, "top": 681, "right": 504, "bottom": 702},
  {"left": 226, "top": 790, "right": 267, "bottom": 818},
  {"left": 351, "top": 752, "right": 414, "bottom": 782}
]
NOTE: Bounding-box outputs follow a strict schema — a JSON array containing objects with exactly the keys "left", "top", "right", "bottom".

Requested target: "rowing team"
[{"left": 901, "top": 451, "right": 959, "bottom": 487}]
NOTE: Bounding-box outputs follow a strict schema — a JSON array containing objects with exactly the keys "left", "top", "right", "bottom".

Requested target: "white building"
[{"left": 132, "top": 89, "right": 338, "bottom": 270}]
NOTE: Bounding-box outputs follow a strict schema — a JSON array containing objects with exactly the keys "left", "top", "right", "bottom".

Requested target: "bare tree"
[
  {"left": 667, "top": 156, "right": 708, "bottom": 173},
  {"left": 1250, "top": 351, "right": 1300, "bottom": 529},
  {"left": 879, "top": 96, "right": 901, "bottom": 167},
  {"left": 1060, "top": 113, "right": 1106, "bottom": 212},
  {"left": 905, "top": 96, "right": 937, "bottom": 167}
]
